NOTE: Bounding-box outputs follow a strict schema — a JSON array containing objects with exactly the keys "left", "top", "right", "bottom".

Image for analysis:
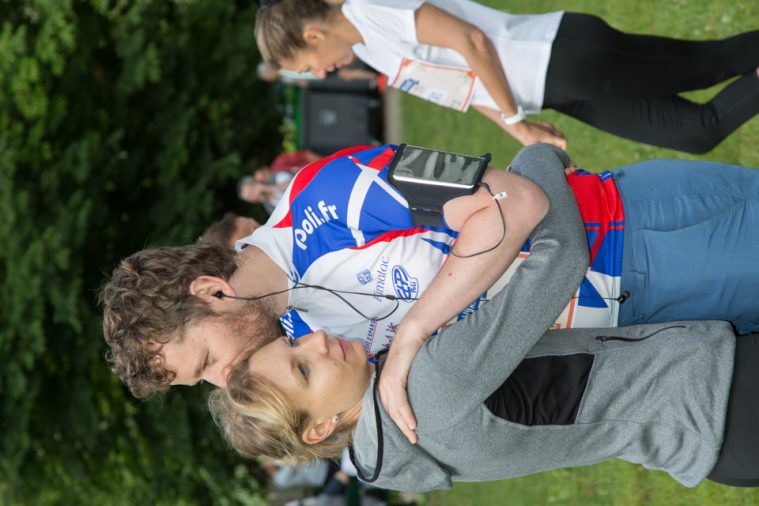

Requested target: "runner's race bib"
[{"left": 391, "top": 58, "right": 477, "bottom": 112}]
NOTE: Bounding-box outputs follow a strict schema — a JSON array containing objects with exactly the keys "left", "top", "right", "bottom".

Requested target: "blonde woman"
[{"left": 210, "top": 205, "right": 759, "bottom": 489}]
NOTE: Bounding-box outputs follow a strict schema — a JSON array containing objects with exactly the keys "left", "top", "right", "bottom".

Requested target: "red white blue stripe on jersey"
[
  {"left": 567, "top": 169, "right": 625, "bottom": 311},
  {"left": 270, "top": 145, "right": 457, "bottom": 277}
]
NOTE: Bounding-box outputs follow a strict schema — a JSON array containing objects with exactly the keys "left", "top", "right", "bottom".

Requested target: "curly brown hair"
[{"left": 99, "top": 244, "right": 239, "bottom": 398}]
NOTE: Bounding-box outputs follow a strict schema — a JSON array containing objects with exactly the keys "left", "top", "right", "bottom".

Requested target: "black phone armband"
[{"left": 387, "top": 144, "right": 491, "bottom": 227}]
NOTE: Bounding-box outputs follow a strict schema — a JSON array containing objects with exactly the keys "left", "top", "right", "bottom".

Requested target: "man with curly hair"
[
  {"left": 99, "top": 243, "right": 282, "bottom": 398},
  {"left": 100, "top": 143, "right": 550, "bottom": 400}
]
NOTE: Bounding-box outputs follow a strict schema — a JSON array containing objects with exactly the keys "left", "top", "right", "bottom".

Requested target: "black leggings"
[
  {"left": 543, "top": 13, "right": 759, "bottom": 154},
  {"left": 708, "top": 332, "right": 759, "bottom": 487}
]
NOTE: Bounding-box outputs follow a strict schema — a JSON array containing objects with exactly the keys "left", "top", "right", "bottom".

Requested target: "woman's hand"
[
  {"left": 474, "top": 106, "right": 568, "bottom": 149},
  {"left": 505, "top": 120, "right": 567, "bottom": 149},
  {"left": 378, "top": 325, "right": 427, "bottom": 445}
]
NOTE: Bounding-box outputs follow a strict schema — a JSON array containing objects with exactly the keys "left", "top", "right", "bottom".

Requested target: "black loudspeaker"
[{"left": 300, "top": 88, "right": 382, "bottom": 155}]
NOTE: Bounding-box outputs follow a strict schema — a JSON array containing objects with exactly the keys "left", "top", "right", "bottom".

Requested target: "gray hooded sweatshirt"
[{"left": 350, "top": 144, "right": 735, "bottom": 491}]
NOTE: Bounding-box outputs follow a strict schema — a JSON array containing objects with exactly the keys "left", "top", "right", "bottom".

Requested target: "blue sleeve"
[{"left": 279, "top": 309, "right": 312, "bottom": 339}]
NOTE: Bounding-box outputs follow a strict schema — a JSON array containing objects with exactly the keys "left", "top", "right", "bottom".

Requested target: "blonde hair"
[
  {"left": 209, "top": 352, "right": 355, "bottom": 464},
  {"left": 255, "top": 0, "right": 332, "bottom": 67}
]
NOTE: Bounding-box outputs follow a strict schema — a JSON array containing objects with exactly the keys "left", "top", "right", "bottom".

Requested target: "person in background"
[
  {"left": 198, "top": 213, "right": 261, "bottom": 248},
  {"left": 238, "top": 174, "right": 292, "bottom": 213},
  {"left": 269, "top": 149, "right": 322, "bottom": 173},
  {"left": 255, "top": 0, "right": 759, "bottom": 153},
  {"left": 239, "top": 151, "right": 322, "bottom": 212},
  {"left": 261, "top": 457, "right": 330, "bottom": 492},
  {"left": 256, "top": 449, "right": 391, "bottom": 505}
]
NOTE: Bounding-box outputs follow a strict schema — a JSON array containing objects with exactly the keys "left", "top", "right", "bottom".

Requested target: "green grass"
[
  {"left": 426, "top": 463, "right": 759, "bottom": 506},
  {"left": 400, "top": 1, "right": 759, "bottom": 504}
]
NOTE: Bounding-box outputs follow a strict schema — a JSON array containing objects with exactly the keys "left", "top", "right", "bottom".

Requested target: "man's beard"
[{"left": 220, "top": 299, "right": 282, "bottom": 356}]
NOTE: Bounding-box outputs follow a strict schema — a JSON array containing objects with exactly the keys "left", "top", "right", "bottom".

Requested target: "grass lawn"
[{"left": 399, "top": 1, "right": 759, "bottom": 504}]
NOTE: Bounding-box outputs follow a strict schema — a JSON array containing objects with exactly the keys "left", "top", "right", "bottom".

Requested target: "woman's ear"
[
  {"left": 302, "top": 24, "right": 327, "bottom": 45},
  {"left": 189, "top": 275, "right": 236, "bottom": 304},
  {"left": 302, "top": 415, "right": 339, "bottom": 445}
]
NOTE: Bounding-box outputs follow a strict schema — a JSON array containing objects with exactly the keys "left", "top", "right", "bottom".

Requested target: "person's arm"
[
  {"left": 405, "top": 144, "right": 589, "bottom": 430},
  {"left": 414, "top": 3, "right": 566, "bottom": 149},
  {"left": 379, "top": 161, "right": 550, "bottom": 443}
]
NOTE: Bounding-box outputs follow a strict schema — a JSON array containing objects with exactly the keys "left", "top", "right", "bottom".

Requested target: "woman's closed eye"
[
  {"left": 286, "top": 337, "right": 308, "bottom": 381},
  {"left": 297, "top": 362, "right": 309, "bottom": 381}
]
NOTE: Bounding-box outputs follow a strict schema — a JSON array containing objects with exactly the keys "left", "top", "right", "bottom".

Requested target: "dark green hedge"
[{"left": 0, "top": 1, "right": 279, "bottom": 503}]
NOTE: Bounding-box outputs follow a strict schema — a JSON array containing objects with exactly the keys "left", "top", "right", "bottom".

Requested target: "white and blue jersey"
[
  {"left": 238, "top": 145, "right": 625, "bottom": 357},
  {"left": 238, "top": 145, "right": 460, "bottom": 357}
]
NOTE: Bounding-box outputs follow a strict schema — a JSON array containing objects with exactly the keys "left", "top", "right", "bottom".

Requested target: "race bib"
[{"left": 391, "top": 58, "right": 477, "bottom": 112}]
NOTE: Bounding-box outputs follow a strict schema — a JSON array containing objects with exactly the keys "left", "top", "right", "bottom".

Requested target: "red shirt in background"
[{"left": 270, "top": 151, "right": 316, "bottom": 173}]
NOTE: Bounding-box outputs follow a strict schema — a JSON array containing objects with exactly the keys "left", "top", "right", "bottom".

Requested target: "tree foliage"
[{"left": 0, "top": 1, "right": 279, "bottom": 503}]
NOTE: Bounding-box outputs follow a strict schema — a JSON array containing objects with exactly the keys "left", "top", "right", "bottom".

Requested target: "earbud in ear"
[{"left": 214, "top": 290, "right": 225, "bottom": 299}]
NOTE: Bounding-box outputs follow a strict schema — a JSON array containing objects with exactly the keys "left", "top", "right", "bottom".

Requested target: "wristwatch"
[{"left": 500, "top": 105, "right": 525, "bottom": 126}]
